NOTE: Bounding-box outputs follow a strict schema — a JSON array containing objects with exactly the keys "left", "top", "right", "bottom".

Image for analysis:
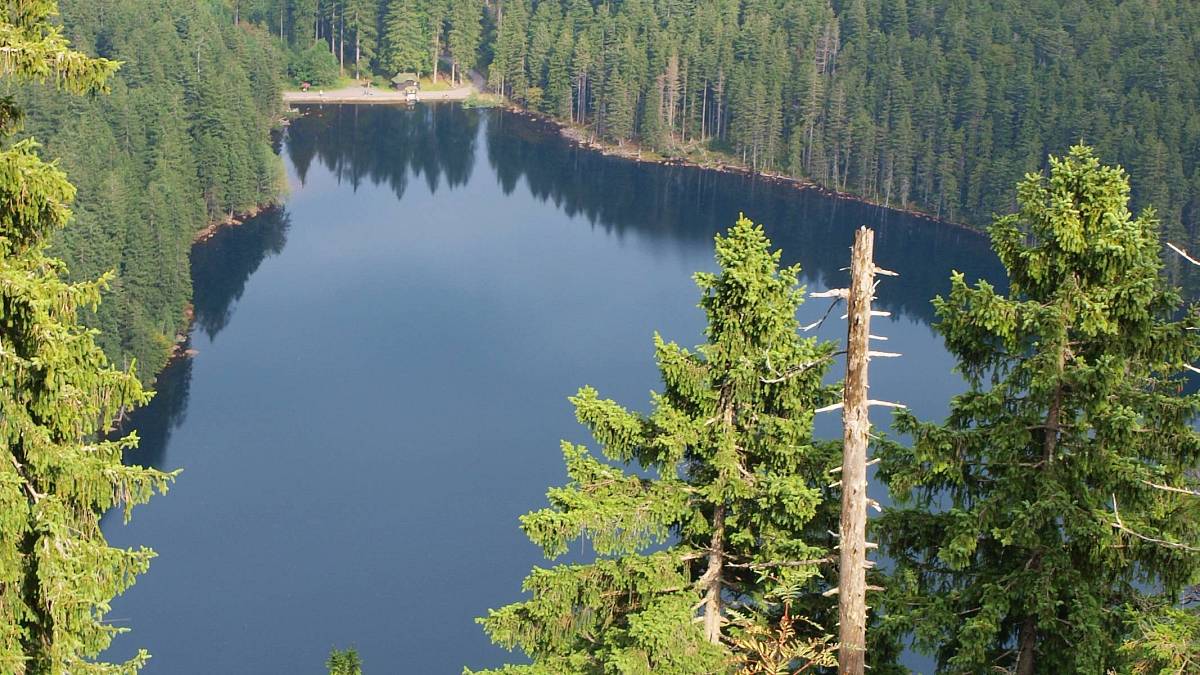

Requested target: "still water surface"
[{"left": 102, "top": 105, "right": 1003, "bottom": 673}]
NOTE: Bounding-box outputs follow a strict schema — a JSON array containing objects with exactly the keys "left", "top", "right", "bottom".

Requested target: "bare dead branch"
[
  {"left": 1111, "top": 493, "right": 1200, "bottom": 552},
  {"left": 1140, "top": 479, "right": 1200, "bottom": 497}
]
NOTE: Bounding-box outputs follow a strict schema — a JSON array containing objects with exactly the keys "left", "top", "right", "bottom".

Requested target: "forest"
[
  {"left": 21, "top": 0, "right": 284, "bottom": 378},
  {"left": 245, "top": 0, "right": 1200, "bottom": 260}
]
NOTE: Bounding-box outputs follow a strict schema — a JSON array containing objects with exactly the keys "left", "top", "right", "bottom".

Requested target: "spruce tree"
[
  {"left": 543, "top": 26, "right": 573, "bottom": 118},
  {"left": 488, "top": 0, "right": 528, "bottom": 99},
  {"left": 345, "top": 0, "right": 378, "bottom": 80},
  {"left": 0, "top": 1, "right": 175, "bottom": 672},
  {"left": 472, "top": 217, "right": 838, "bottom": 674},
  {"left": 447, "top": 0, "right": 482, "bottom": 85},
  {"left": 877, "top": 146, "right": 1200, "bottom": 673},
  {"left": 383, "top": 0, "right": 428, "bottom": 76},
  {"left": 327, "top": 647, "right": 363, "bottom": 675}
]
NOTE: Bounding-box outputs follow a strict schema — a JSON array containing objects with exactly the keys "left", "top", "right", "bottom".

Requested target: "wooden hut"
[{"left": 392, "top": 73, "right": 420, "bottom": 102}]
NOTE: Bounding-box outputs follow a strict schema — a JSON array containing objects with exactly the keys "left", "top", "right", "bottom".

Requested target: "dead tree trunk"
[{"left": 838, "top": 226, "right": 875, "bottom": 675}]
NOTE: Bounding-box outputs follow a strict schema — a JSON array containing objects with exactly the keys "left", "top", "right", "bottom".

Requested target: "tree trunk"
[
  {"left": 1016, "top": 617, "right": 1037, "bottom": 675},
  {"left": 432, "top": 34, "right": 440, "bottom": 83},
  {"left": 838, "top": 226, "right": 875, "bottom": 675},
  {"left": 1017, "top": 351, "right": 1063, "bottom": 675},
  {"left": 702, "top": 502, "right": 726, "bottom": 644}
]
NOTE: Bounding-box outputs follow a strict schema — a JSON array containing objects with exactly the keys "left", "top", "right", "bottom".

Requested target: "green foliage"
[
  {"left": 1117, "top": 602, "right": 1200, "bottom": 674},
  {"left": 345, "top": 0, "right": 378, "bottom": 79},
  {"left": 290, "top": 39, "right": 343, "bottom": 85},
  {"left": 462, "top": 91, "right": 502, "bottom": 108},
  {"left": 447, "top": 0, "right": 482, "bottom": 83},
  {"left": 383, "top": 0, "right": 430, "bottom": 76},
  {"left": 472, "top": 217, "right": 840, "bottom": 674},
  {"left": 21, "top": 0, "right": 285, "bottom": 379},
  {"left": 728, "top": 602, "right": 836, "bottom": 674},
  {"left": 327, "top": 647, "right": 363, "bottom": 675},
  {"left": 487, "top": 0, "right": 527, "bottom": 98},
  {"left": 0, "top": 1, "right": 176, "bottom": 672},
  {"left": 290, "top": 39, "right": 341, "bottom": 85},
  {"left": 877, "top": 146, "right": 1200, "bottom": 672}
]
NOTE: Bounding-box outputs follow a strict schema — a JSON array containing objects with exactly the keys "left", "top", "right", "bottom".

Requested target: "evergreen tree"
[
  {"left": 877, "top": 146, "right": 1200, "bottom": 673},
  {"left": 543, "top": 25, "right": 572, "bottom": 118},
  {"left": 488, "top": 0, "right": 527, "bottom": 98},
  {"left": 345, "top": 0, "right": 378, "bottom": 79},
  {"left": 327, "top": 647, "right": 363, "bottom": 675},
  {"left": 1117, "top": 601, "right": 1200, "bottom": 673},
  {"left": 473, "top": 217, "right": 838, "bottom": 674},
  {"left": 0, "top": 1, "right": 175, "bottom": 672},
  {"left": 384, "top": 0, "right": 428, "bottom": 76},
  {"left": 294, "top": 0, "right": 320, "bottom": 42},
  {"left": 447, "top": 0, "right": 482, "bottom": 84}
]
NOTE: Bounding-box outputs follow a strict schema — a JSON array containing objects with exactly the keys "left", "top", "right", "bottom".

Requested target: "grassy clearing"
[{"left": 463, "top": 92, "right": 504, "bottom": 108}]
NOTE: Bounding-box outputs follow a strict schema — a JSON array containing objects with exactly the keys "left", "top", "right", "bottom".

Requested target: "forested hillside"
[
  {"left": 22, "top": 0, "right": 284, "bottom": 378},
  {"left": 253, "top": 0, "right": 1200, "bottom": 248},
  {"left": 495, "top": 0, "right": 1200, "bottom": 236}
]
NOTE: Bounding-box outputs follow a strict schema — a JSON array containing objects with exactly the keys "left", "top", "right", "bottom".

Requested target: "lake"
[{"left": 102, "top": 104, "right": 1003, "bottom": 673}]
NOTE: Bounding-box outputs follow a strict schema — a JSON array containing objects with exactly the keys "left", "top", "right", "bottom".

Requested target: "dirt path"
[{"left": 284, "top": 74, "right": 477, "bottom": 104}]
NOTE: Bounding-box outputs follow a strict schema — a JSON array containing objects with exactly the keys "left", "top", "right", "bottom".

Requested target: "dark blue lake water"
[{"left": 101, "top": 104, "right": 1003, "bottom": 673}]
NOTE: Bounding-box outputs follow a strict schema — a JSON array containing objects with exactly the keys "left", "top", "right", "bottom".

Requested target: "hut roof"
[{"left": 392, "top": 72, "right": 419, "bottom": 84}]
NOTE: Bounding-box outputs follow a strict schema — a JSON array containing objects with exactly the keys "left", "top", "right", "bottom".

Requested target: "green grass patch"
[
  {"left": 463, "top": 93, "right": 504, "bottom": 109},
  {"left": 420, "top": 77, "right": 454, "bottom": 91}
]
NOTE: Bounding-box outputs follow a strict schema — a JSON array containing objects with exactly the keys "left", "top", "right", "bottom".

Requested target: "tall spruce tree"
[
  {"left": 472, "top": 217, "right": 838, "bottom": 674},
  {"left": 345, "top": 0, "right": 378, "bottom": 80},
  {"left": 487, "top": 0, "right": 527, "bottom": 98},
  {"left": 877, "top": 146, "right": 1200, "bottom": 673},
  {"left": 447, "top": 0, "right": 482, "bottom": 85},
  {"left": 0, "top": 1, "right": 175, "bottom": 672},
  {"left": 383, "top": 0, "right": 428, "bottom": 76}
]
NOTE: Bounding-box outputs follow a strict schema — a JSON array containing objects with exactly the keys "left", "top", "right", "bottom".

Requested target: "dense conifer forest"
[
  {"left": 23, "top": 0, "right": 284, "bottom": 378},
  {"left": 252, "top": 0, "right": 1200, "bottom": 254}
]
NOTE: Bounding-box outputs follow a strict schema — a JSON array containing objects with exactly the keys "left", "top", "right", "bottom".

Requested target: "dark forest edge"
[{"left": 22, "top": 0, "right": 287, "bottom": 382}]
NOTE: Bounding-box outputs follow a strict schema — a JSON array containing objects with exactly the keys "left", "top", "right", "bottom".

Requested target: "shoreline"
[
  {"left": 499, "top": 104, "right": 975, "bottom": 234},
  {"left": 167, "top": 100, "right": 981, "bottom": 372},
  {"left": 182, "top": 100, "right": 981, "bottom": 355},
  {"left": 284, "top": 94, "right": 972, "bottom": 232},
  {"left": 283, "top": 84, "right": 475, "bottom": 105},
  {"left": 162, "top": 202, "right": 284, "bottom": 367},
  {"left": 192, "top": 202, "right": 275, "bottom": 244}
]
